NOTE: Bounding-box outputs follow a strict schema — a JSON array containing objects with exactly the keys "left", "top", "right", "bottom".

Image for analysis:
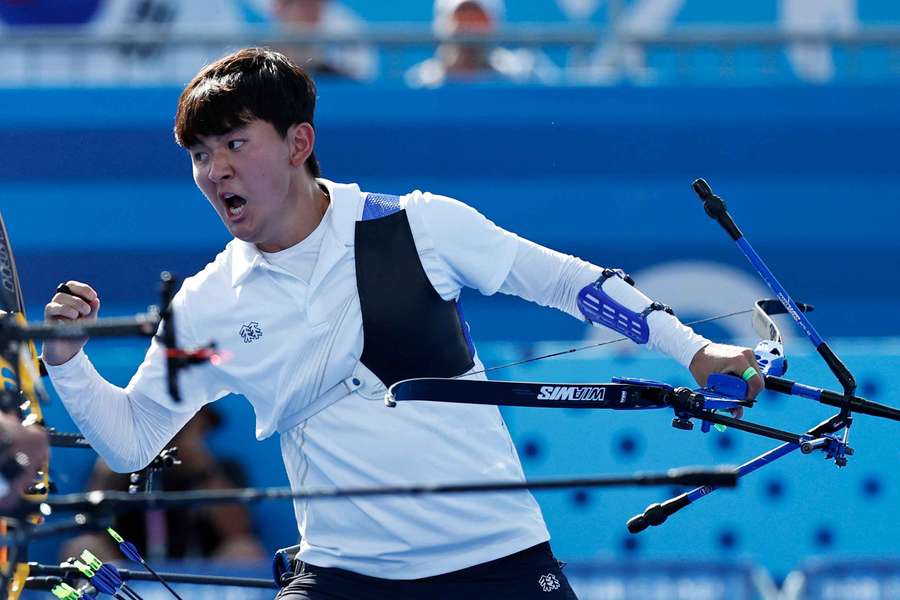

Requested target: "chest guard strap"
[{"left": 355, "top": 193, "right": 475, "bottom": 388}]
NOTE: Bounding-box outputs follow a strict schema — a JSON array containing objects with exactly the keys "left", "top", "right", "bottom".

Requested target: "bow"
[
  {"left": 385, "top": 178, "right": 900, "bottom": 534},
  {"left": 621, "top": 179, "right": 898, "bottom": 532},
  {"left": 0, "top": 210, "right": 60, "bottom": 599},
  {"left": 0, "top": 209, "right": 230, "bottom": 598}
]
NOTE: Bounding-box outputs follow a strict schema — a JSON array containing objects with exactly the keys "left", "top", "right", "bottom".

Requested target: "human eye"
[
  {"left": 228, "top": 139, "right": 245, "bottom": 151},
  {"left": 192, "top": 150, "right": 209, "bottom": 163}
]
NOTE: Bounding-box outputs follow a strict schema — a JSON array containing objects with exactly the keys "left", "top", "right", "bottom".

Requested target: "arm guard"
[{"left": 577, "top": 268, "right": 674, "bottom": 344}]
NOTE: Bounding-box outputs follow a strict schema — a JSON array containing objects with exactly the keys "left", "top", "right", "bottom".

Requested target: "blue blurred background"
[{"left": 2, "top": 1, "right": 899, "bottom": 598}]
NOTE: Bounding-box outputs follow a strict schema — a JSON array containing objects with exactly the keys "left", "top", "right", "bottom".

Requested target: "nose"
[{"left": 207, "top": 151, "right": 233, "bottom": 183}]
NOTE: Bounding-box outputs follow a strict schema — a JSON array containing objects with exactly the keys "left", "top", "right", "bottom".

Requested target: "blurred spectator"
[
  {"left": 90, "top": 0, "right": 244, "bottom": 84},
  {"left": 59, "top": 406, "right": 265, "bottom": 563},
  {"left": 574, "top": 0, "right": 685, "bottom": 84},
  {"left": 271, "top": 0, "right": 377, "bottom": 81},
  {"left": 406, "top": 0, "right": 559, "bottom": 88},
  {"left": 0, "top": 0, "right": 244, "bottom": 85},
  {"left": 574, "top": 0, "right": 859, "bottom": 84},
  {"left": 780, "top": 0, "right": 858, "bottom": 83}
]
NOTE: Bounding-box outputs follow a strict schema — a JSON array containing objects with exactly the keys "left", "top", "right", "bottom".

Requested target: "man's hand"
[
  {"left": 689, "top": 343, "right": 764, "bottom": 416},
  {"left": 42, "top": 280, "right": 101, "bottom": 366},
  {"left": 0, "top": 414, "right": 48, "bottom": 510}
]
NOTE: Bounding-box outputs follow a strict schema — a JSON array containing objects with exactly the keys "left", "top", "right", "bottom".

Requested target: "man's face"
[
  {"left": 189, "top": 119, "right": 297, "bottom": 250},
  {"left": 275, "top": 0, "right": 327, "bottom": 26},
  {"left": 450, "top": 2, "right": 494, "bottom": 34}
]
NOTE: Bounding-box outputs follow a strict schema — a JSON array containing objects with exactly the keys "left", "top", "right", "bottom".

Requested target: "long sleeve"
[
  {"left": 389, "top": 191, "right": 709, "bottom": 368},
  {"left": 498, "top": 236, "right": 710, "bottom": 368},
  {"left": 44, "top": 350, "right": 196, "bottom": 473}
]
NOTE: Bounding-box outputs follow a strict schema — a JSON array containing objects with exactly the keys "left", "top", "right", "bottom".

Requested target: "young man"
[{"left": 43, "top": 48, "right": 761, "bottom": 599}]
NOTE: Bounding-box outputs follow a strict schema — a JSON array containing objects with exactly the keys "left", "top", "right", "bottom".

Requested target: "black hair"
[{"left": 174, "top": 47, "right": 320, "bottom": 177}]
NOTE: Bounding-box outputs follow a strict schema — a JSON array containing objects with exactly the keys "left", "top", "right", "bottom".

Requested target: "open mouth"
[{"left": 221, "top": 193, "right": 248, "bottom": 218}]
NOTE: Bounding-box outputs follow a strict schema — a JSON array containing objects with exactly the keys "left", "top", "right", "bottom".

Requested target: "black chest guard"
[{"left": 354, "top": 194, "right": 475, "bottom": 387}]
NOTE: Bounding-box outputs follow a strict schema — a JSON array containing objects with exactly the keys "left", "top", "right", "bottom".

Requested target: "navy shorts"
[{"left": 276, "top": 542, "right": 579, "bottom": 600}]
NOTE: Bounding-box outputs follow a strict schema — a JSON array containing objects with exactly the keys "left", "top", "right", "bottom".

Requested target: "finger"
[
  {"left": 62, "top": 281, "right": 99, "bottom": 303},
  {"left": 745, "top": 373, "right": 764, "bottom": 400},
  {"left": 727, "top": 406, "right": 744, "bottom": 420},
  {"left": 739, "top": 348, "right": 764, "bottom": 400},
  {"left": 45, "top": 302, "right": 81, "bottom": 321},
  {"left": 52, "top": 293, "right": 93, "bottom": 317}
]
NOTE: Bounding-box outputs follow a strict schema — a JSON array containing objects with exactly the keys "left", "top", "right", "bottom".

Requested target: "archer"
[{"left": 41, "top": 48, "right": 761, "bottom": 600}]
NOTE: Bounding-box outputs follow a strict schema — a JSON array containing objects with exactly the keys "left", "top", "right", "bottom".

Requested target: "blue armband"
[{"left": 577, "top": 268, "right": 674, "bottom": 345}]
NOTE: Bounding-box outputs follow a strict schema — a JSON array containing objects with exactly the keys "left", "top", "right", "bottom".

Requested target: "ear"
[{"left": 287, "top": 123, "right": 315, "bottom": 167}]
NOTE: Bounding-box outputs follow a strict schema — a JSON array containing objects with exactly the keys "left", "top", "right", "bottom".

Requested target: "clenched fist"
[{"left": 42, "top": 281, "right": 101, "bottom": 366}]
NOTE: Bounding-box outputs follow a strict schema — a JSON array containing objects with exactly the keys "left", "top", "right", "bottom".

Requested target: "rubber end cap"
[
  {"left": 627, "top": 502, "right": 669, "bottom": 534},
  {"left": 692, "top": 178, "right": 712, "bottom": 199},
  {"left": 626, "top": 514, "right": 648, "bottom": 534}
]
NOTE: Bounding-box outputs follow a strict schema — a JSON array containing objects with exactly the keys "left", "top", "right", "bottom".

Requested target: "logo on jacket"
[
  {"left": 538, "top": 573, "right": 561, "bottom": 592},
  {"left": 239, "top": 321, "right": 263, "bottom": 343}
]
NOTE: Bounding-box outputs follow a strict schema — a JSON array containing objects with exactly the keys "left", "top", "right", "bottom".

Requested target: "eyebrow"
[{"left": 191, "top": 127, "right": 250, "bottom": 149}]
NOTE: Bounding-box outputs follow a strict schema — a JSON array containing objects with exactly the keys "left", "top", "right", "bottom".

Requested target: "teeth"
[{"left": 229, "top": 204, "right": 243, "bottom": 216}]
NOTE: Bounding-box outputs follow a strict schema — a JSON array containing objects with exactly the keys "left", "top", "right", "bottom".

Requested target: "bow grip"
[{"left": 706, "top": 373, "right": 749, "bottom": 399}]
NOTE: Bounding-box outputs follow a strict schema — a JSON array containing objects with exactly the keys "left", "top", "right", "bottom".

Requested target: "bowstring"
[{"left": 459, "top": 308, "right": 755, "bottom": 379}]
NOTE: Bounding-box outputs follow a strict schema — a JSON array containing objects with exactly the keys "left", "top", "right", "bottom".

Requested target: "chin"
[
  {"left": 232, "top": 231, "right": 259, "bottom": 244},
  {"left": 225, "top": 223, "right": 258, "bottom": 244}
]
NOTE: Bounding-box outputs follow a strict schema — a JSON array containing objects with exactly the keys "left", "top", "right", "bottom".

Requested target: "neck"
[
  {"left": 256, "top": 178, "right": 330, "bottom": 253},
  {"left": 442, "top": 45, "right": 490, "bottom": 74}
]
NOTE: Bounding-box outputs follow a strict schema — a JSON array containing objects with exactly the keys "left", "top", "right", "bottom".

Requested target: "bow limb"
[
  {"left": 15, "top": 331, "right": 51, "bottom": 502},
  {"left": 626, "top": 411, "right": 848, "bottom": 533},
  {"left": 0, "top": 212, "right": 52, "bottom": 501},
  {"left": 0, "top": 210, "right": 47, "bottom": 600}
]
